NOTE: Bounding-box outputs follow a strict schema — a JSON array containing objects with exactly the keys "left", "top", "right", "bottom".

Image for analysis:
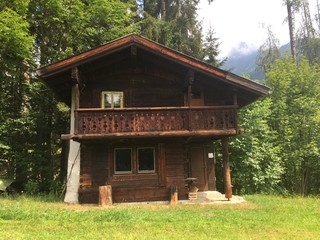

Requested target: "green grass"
[{"left": 0, "top": 195, "right": 319, "bottom": 239}]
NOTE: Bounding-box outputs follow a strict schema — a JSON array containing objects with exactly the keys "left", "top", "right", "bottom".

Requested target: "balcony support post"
[
  {"left": 232, "top": 90, "right": 238, "bottom": 132},
  {"left": 187, "top": 70, "right": 194, "bottom": 131},
  {"left": 64, "top": 68, "right": 81, "bottom": 204},
  {"left": 71, "top": 67, "right": 80, "bottom": 134},
  {"left": 187, "top": 69, "right": 194, "bottom": 107},
  {"left": 222, "top": 137, "right": 232, "bottom": 200}
]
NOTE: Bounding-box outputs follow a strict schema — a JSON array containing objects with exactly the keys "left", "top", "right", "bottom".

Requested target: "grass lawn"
[{"left": 0, "top": 194, "right": 319, "bottom": 240}]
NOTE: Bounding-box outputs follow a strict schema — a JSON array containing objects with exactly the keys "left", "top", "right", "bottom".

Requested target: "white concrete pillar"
[{"left": 64, "top": 85, "right": 80, "bottom": 203}]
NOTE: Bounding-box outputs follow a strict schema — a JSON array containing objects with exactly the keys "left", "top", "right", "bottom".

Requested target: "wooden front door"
[{"left": 190, "top": 146, "right": 208, "bottom": 191}]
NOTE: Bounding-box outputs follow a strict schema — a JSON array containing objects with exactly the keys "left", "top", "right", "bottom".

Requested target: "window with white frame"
[
  {"left": 138, "top": 147, "right": 155, "bottom": 173},
  {"left": 101, "top": 91, "right": 123, "bottom": 108},
  {"left": 114, "top": 147, "right": 155, "bottom": 174},
  {"left": 114, "top": 148, "right": 132, "bottom": 173}
]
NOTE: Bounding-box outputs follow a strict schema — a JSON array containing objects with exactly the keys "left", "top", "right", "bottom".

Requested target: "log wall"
[
  {"left": 79, "top": 142, "right": 108, "bottom": 203},
  {"left": 79, "top": 79, "right": 184, "bottom": 109},
  {"left": 165, "top": 143, "right": 187, "bottom": 198},
  {"left": 79, "top": 140, "right": 189, "bottom": 203}
]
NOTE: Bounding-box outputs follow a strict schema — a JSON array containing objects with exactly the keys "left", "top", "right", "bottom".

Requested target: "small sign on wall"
[{"left": 208, "top": 153, "right": 214, "bottom": 158}]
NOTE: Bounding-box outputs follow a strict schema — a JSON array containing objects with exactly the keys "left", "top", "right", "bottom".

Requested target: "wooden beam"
[
  {"left": 71, "top": 67, "right": 80, "bottom": 85},
  {"left": 71, "top": 83, "right": 80, "bottom": 134},
  {"left": 233, "top": 89, "right": 238, "bottom": 106},
  {"left": 222, "top": 137, "right": 232, "bottom": 200},
  {"left": 61, "top": 129, "right": 238, "bottom": 141},
  {"left": 76, "top": 105, "right": 238, "bottom": 111},
  {"left": 71, "top": 67, "right": 80, "bottom": 110},
  {"left": 187, "top": 69, "right": 194, "bottom": 107},
  {"left": 233, "top": 90, "right": 239, "bottom": 133},
  {"left": 37, "top": 35, "right": 134, "bottom": 77}
]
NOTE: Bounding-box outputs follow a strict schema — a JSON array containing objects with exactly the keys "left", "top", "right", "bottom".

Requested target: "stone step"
[
  {"left": 196, "top": 191, "right": 245, "bottom": 203},
  {"left": 197, "top": 191, "right": 224, "bottom": 199}
]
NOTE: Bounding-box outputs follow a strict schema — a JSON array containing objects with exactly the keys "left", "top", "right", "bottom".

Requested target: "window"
[
  {"left": 101, "top": 91, "right": 123, "bottom": 108},
  {"left": 191, "top": 91, "right": 201, "bottom": 99},
  {"left": 138, "top": 147, "right": 155, "bottom": 173},
  {"left": 114, "top": 147, "right": 155, "bottom": 174},
  {"left": 114, "top": 148, "right": 132, "bottom": 173}
]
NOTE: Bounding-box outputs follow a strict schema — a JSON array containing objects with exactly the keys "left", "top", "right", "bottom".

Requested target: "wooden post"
[
  {"left": 222, "top": 138, "right": 232, "bottom": 200},
  {"left": 186, "top": 70, "right": 194, "bottom": 131},
  {"left": 187, "top": 69, "right": 194, "bottom": 107},
  {"left": 99, "top": 185, "right": 112, "bottom": 206},
  {"left": 170, "top": 186, "right": 178, "bottom": 205},
  {"left": 233, "top": 93, "right": 238, "bottom": 106},
  {"left": 71, "top": 68, "right": 80, "bottom": 135},
  {"left": 233, "top": 90, "right": 239, "bottom": 133}
]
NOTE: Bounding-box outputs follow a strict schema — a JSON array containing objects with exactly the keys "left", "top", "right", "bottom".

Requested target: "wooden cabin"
[{"left": 37, "top": 34, "right": 269, "bottom": 204}]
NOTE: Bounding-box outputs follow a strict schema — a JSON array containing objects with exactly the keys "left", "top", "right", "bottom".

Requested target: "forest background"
[{"left": 0, "top": 0, "right": 319, "bottom": 196}]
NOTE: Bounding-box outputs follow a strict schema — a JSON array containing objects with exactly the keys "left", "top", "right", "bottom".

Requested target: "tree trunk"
[
  {"left": 286, "top": 1, "right": 296, "bottom": 62},
  {"left": 99, "top": 185, "right": 113, "bottom": 206}
]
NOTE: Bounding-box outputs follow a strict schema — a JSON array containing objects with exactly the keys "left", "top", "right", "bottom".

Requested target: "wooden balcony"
[{"left": 68, "top": 106, "right": 238, "bottom": 140}]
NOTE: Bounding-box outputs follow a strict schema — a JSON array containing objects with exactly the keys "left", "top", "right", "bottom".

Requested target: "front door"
[{"left": 190, "top": 146, "right": 207, "bottom": 191}]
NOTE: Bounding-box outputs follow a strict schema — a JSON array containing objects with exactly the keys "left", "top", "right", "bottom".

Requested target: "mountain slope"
[
  {"left": 221, "top": 43, "right": 290, "bottom": 82},
  {"left": 222, "top": 50, "right": 264, "bottom": 81}
]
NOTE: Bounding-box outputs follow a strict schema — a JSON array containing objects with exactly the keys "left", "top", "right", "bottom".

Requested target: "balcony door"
[
  {"left": 190, "top": 146, "right": 208, "bottom": 191},
  {"left": 191, "top": 90, "right": 204, "bottom": 106}
]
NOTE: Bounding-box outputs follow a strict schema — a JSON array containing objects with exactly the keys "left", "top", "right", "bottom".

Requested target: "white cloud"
[
  {"left": 199, "top": 0, "right": 319, "bottom": 58},
  {"left": 198, "top": 0, "right": 290, "bottom": 57},
  {"left": 228, "top": 42, "right": 257, "bottom": 57}
]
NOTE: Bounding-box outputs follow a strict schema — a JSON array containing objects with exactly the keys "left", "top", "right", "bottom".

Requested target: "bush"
[{"left": 25, "top": 181, "right": 39, "bottom": 195}]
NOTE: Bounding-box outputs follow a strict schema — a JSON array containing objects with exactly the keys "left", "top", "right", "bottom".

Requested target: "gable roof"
[{"left": 37, "top": 34, "right": 269, "bottom": 105}]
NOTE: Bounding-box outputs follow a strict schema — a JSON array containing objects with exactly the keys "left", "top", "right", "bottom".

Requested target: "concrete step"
[
  {"left": 197, "top": 191, "right": 224, "bottom": 201},
  {"left": 196, "top": 191, "right": 245, "bottom": 203}
]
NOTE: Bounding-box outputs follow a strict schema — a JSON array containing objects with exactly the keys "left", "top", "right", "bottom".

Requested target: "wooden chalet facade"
[{"left": 37, "top": 34, "right": 269, "bottom": 204}]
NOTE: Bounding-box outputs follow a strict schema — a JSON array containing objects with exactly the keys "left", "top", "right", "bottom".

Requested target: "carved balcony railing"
[{"left": 73, "top": 106, "right": 238, "bottom": 137}]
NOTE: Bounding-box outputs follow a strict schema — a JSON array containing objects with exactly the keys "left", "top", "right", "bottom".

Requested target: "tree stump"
[
  {"left": 170, "top": 186, "right": 178, "bottom": 205},
  {"left": 99, "top": 185, "right": 112, "bottom": 206}
]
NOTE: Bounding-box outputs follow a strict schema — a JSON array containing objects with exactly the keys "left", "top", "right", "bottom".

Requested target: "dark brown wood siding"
[
  {"left": 165, "top": 143, "right": 187, "bottom": 198},
  {"left": 79, "top": 64, "right": 185, "bottom": 109},
  {"left": 79, "top": 139, "right": 192, "bottom": 203},
  {"left": 206, "top": 144, "right": 216, "bottom": 191},
  {"left": 79, "top": 142, "right": 108, "bottom": 203}
]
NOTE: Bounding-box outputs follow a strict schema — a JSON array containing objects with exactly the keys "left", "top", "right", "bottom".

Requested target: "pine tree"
[
  {"left": 141, "top": 0, "right": 204, "bottom": 59},
  {"left": 203, "top": 25, "right": 226, "bottom": 67}
]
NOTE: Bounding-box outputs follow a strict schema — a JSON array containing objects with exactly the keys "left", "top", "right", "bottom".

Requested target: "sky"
[{"left": 198, "top": 0, "right": 319, "bottom": 58}]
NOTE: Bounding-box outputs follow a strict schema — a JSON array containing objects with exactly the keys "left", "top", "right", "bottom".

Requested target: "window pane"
[
  {"left": 191, "top": 91, "right": 201, "bottom": 99},
  {"left": 115, "top": 149, "right": 132, "bottom": 173},
  {"left": 113, "top": 93, "right": 121, "bottom": 108},
  {"left": 138, "top": 148, "right": 155, "bottom": 172},
  {"left": 104, "top": 94, "right": 112, "bottom": 108}
]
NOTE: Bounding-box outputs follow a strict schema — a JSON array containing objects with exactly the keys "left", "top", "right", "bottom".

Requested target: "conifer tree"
[
  {"left": 203, "top": 25, "right": 226, "bottom": 67},
  {"left": 141, "top": 0, "right": 204, "bottom": 59}
]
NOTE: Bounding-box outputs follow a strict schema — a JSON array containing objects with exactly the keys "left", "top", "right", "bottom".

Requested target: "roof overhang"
[{"left": 37, "top": 34, "right": 269, "bottom": 105}]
